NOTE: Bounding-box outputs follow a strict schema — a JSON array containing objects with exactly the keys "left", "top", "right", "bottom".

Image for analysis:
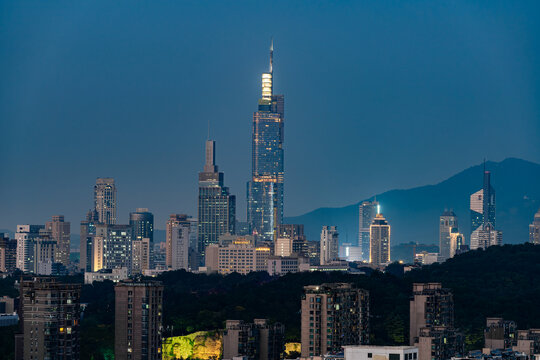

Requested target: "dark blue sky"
[{"left": 1, "top": 1, "right": 539, "bottom": 231}]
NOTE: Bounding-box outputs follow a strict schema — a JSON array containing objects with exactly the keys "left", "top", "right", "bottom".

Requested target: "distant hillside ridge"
[{"left": 285, "top": 158, "right": 540, "bottom": 246}]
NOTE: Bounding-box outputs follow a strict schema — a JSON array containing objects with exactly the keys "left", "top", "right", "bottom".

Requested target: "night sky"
[{"left": 1, "top": 1, "right": 539, "bottom": 231}]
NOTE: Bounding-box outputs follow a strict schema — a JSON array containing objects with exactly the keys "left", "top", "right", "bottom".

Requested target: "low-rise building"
[
  {"left": 343, "top": 345, "right": 418, "bottom": 360},
  {"left": 267, "top": 255, "right": 310, "bottom": 276},
  {"left": 84, "top": 267, "right": 129, "bottom": 284}
]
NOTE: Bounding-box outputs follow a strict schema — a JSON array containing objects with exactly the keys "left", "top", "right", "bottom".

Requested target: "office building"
[
  {"left": 84, "top": 268, "right": 129, "bottom": 284},
  {"left": 247, "top": 41, "right": 285, "bottom": 242},
  {"left": 33, "top": 234, "right": 56, "bottom": 275},
  {"left": 301, "top": 283, "right": 370, "bottom": 357},
  {"left": 223, "top": 319, "right": 284, "bottom": 360},
  {"left": 320, "top": 226, "right": 339, "bottom": 265},
  {"left": 410, "top": 283, "right": 454, "bottom": 346},
  {"left": 130, "top": 208, "right": 154, "bottom": 268},
  {"left": 529, "top": 208, "right": 540, "bottom": 244},
  {"left": 267, "top": 255, "right": 309, "bottom": 276},
  {"left": 343, "top": 346, "right": 418, "bottom": 360},
  {"left": 277, "top": 224, "right": 308, "bottom": 256},
  {"left": 449, "top": 228, "right": 466, "bottom": 258},
  {"left": 439, "top": 211, "right": 457, "bottom": 261},
  {"left": 46, "top": 215, "right": 70, "bottom": 266},
  {"left": 470, "top": 169, "right": 501, "bottom": 250},
  {"left": 307, "top": 241, "right": 321, "bottom": 265},
  {"left": 474, "top": 223, "right": 503, "bottom": 249},
  {"left": 19, "top": 276, "right": 81, "bottom": 359},
  {"left": 205, "top": 239, "right": 271, "bottom": 275},
  {"left": 339, "top": 243, "right": 363, "bottom": 262},
  {"left": 0, "top": 233, "right": 17, "bottom": 273},
  {"left": 93, "top": 224, "right": 132, "bottom": 273},
  {"left": 484, "top": 318, "right": 518, "bottom": 350},
  {"left": 15, "top": 225, "right": 44, "bottom": 272},
  {"left": 359, "top": 200, "right": 379, "bottom": 261},
  {"left": 370, "top": 213, "right": 391, "bottom": 265},
  {"left": 94, "top": 177, "right": 117, "bottom": 225},
  {"left": 115, "top": 281, "right": 163, "bottom": 360},
  {"left": 198, "top": 140, "right": 236, "bottom": 258},
  {"left": 80, "top": 209, "right": 99, "bottom": 272},
  {"left": 414, "top": 252, "right": 439, "bottom": 265}
]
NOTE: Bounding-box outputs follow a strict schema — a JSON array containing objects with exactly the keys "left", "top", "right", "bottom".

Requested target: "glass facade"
[{"left": 247, "top": 47, "right": 285, "bottom": 242}]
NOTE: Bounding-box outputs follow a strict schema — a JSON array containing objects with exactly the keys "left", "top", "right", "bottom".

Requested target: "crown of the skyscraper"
[
  {"left": 203, "top": 140, "right": 218, "bottom": 173},
  {"left": 261, "top": 39, "right": 273, "bottom": 100}
]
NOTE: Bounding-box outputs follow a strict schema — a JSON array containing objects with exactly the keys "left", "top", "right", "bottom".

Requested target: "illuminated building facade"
[
  {"left": 358, "top": 200, "right": 378, "bottom": 261},
  {"left": 115, "top": 281, "right": 163, "bottom": 360},
  {"left": 247, "top": 41, "right": 285, "bottom": 242},
  {"left": 93, "top": 224, "right": 132, "bottom": 274},
  {"left": 369, "top": 213, "right": 391, "bottom": 265},
  {"left": 198, "top": 140, "right": 236, "bottom": 258},
  {"left": 529, "top": 208, "right": 540, "bottom": 244},
  {"left": 204, "top": 237, "right": 271, "bottom": 275},
  {"left": 80, "top": 209, "right": 99, "bottom": 272},
  {"left": 301, "top": 283, "right": 370, "bottom": 357},
  {"left": 94, "top": 177, "right": 117, "bottom": 225}
]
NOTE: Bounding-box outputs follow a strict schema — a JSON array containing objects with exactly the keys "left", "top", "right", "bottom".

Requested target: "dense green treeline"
[{"left": 1, "top": 244, "right": 539, "bottom": 360}]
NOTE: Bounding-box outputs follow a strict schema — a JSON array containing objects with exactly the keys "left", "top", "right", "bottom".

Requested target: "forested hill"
[{"left": 1, "top": 244, "right": 539, "bottom": 360}]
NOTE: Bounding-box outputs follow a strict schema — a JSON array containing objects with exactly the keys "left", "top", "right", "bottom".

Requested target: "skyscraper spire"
[
  {"left": 270, "top": 37, "right": 274, "bottom": 74},
  {"left": 204, "top": 140, "right": 217, "bottom": 173}
]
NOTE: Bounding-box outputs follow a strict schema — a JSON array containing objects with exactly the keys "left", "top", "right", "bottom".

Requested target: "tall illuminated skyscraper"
[
  {"left": 369, "top": 213, "right": 391, "bottom": 265},
  {"left": 470, "top": 168, "right": 500, "bottom": 250},
  {"left": 358, "top": 200, "right": 378, "bottom": 261},
  {"left": 247, "top": 40, "right": 285, "bottom": 241},
  {"left": 438, "top": 210, "right": 457, "bottom": 261},
  {"left": 94, "top": 177, "right": 117, "bottom": 225},
  {"left": 198, "top": 140, "right": 236, "bottom": 258}
]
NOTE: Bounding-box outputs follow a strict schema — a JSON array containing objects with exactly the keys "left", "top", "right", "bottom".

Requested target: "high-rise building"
[
  {"left": 93, "top": 224, "right": 132, "bottom": 273},
  {"left": 358, "top": 201, "right": 378, "bottom": 261},
  {"left": 484, "top": 317, "right": 517, "bottom": 350},
  {"left": 470, "top": 169, "right": 499, "bottom": 250},
  {"left": 130, "top": 208, "right": 154, "bottom": 269},
  {"left": 198, "top": 140, "right": 236, "bottom": 258},
  {"left": 247, "top": 41, "right": 285, "bottom": 242},
  {"left": 529, "top": 208, "right": 540, "bottom": 244},
  {"left": 131, "top": 238, "right": 151, "bottom": 275},
  {"left": 19, "top": 276, "right": 81, "bottom": 359},
  {"left": 166, "top": 214, "right": 194, "bottom": 270},
  {"left": 417, "top": 326, "right": 464, "bottom": 360},
  {"left": 0, "top": 233, "right": 17, "bottom": 273},
  {"left": 320, "top": 226, "right": 339, "bottom": 265},
  {"left": 449, "top": 228, "right": 466, "bottom": 258},
  {"left": 33, "top": 233, "right": 56, "bottom": 275},
  {"left": 277, "top": 224, "right": 308, "bottom": 256},
  {"left": 46, "top": 215, "right": 70, "bottom": 266},
  {"left": 223, "top": 319, "right": 284, "bottom": 360},
  {"left": 369, "top": 213, "right": 391, "bottom": 265},
  {"left": 409, "top": 283, "right": 454, "bottom": 346},
  {"left": 15, "top": 225, "right": 44, "bottom": 272},
  {"left": 301, "top": 283, "right": 370, "bottom": 357},
  {"left": 80, "top": 209, "right": 99, "bottom": 272},
  {"left": 94, "top": 177, "right": 117, "bottom": 225},
  {"left": 439, "top": 210, "right": 457, "bottom": 261},
  {"left": 474, "top": 223, "right": 502, "bottom": 249},
  {"left": 115, "top": 281, "right": 163, "bottom": 360}
]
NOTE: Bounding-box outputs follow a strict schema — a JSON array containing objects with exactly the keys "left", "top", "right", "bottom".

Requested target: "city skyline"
[{"left": 2, "top": 1, "right": 540, "bottom": 233}]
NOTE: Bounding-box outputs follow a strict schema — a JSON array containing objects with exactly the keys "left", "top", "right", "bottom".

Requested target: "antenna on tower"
[
  {"left": 269, "top": 37, "right": 274, "bottom": 73},
  {"left": 207, "top": 119, "right": 210, "bottom": 140}
]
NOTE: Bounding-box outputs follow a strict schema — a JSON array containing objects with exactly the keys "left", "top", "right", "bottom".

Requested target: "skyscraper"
[
  {"left": 115, "top": 281, "right": 163, "bottom": 360},
  {"left": 80, "top": 209, "right": 99, "bottom": 272},
  {"left": 247, "top": 41, "right": 285, "bottom": 242},
  {"left": 15, "top": 224, "right": 44, "bottom": 272},
  {"left": 19, "top": 276, "right": 81, "bottom": 359},
  {"left": 94, "top": 177, "right": 117, "bottom": 225},
  {"left": 198, "top": 140, "right": 236, "bottom": 258},
  {"left": 93, "top": 224, "right": 132, "bottom": 273},
  {"left": 166, "top": 214, "right": 191, "bottom": 271},
  {"left": 358, "top": 200, "right": 378, "bottom": 261},
  {"left": 320, "top": 226, "right": 339, "bottom": 265},
  {"left": 130, "top": 208, "right": 154, "bottom": 269},
  {"left": 470, "top": 169, "right": 500, "bottom": 250},
  {"left": 0, "top": 233, "right": 17, "bottom": 273},
  {"left": 45, "top": 215, "right": 70, "bottom": 266},
  {"left": 301, "top": 283, "right": 370, "bottom": 357},
  {"left": 438, "top": 210, "right": 457, "bottom": 261},
  {"left": 529, "top": 208, "right": 540, "bottom": 244},
  {"left": 369, "top": 213, "right": 391, "bottom": 265}
]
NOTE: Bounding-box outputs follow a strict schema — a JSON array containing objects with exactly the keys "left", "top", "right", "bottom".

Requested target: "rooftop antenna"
[{"left": 207, "top": 119, "right": 210, "bottom": 140}]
